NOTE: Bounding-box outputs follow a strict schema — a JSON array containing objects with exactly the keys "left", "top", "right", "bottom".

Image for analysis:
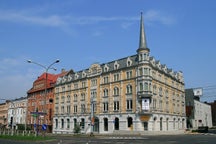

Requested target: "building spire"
[{"left": 137, "top": 12, "right": 149, "bottom": 52}]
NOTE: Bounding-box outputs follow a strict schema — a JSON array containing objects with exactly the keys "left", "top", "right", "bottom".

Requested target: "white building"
[
  {"left": 7, "top": 97, "right": 27, "bottom": 129},
  {"left": 193, "top": 100, "right": 212, "bottom": 128}
]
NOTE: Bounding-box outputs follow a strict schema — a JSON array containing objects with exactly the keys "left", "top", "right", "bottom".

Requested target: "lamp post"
[{"left": 27, "top": 59, "right": 60, "bottom": 134}]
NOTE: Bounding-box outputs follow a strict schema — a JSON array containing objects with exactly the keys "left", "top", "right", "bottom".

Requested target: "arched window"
[
  {"left": 114, "top": 87, "right": 119, "bottom": 96},
  {"left": 61, "top": 119, "right": 64, "bottom": 129},
  {"left": 127, "top": 117, "right": 133, "bottom": 128},
  {"left": 103, "top": 89, "right": 109, "bottom": 97},
  {"left": 126, "top": 85, "right": 132, "bottom": 94},
  {"left": 104, "top": 118, "right": 108, "bottom": 131}
]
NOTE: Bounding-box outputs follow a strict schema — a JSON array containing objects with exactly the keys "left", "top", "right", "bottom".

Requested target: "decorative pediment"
[{"left": 88, "top": 63, "right": 102, "bottom": 77}]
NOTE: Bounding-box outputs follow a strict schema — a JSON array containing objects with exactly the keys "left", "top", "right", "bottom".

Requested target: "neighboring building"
[
  {"left": 7, "top": 97, "right": 27, "bottom": 129},
  {"left": 53, "top": 13, "right": 186, "bottom": 134},
  {"left": 208, "top": 101, "right": 216, "bottom": 126},
  {"left": 27, "top": 69, "right": 68, "bottom": 132},
  {"left": 0, "top": 101, "right": 9, "bottom": 129},
  {"left": 185, "top": 88, "right": 212, "bottom": 128}
]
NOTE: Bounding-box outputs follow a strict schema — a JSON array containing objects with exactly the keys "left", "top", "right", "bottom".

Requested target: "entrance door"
[
  {"left": 93, "top": 117, "right": 99, "bottom": 133},
  {"left": 144, "top": 122, "right": 148, "bottom": 131}
]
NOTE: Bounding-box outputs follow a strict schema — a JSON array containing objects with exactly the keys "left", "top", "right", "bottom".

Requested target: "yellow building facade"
[{"left": 53, "top": 13, "right": 186, "bottom": 134}]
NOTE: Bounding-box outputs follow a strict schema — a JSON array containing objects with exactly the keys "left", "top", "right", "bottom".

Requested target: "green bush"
[{"left": 73, "top": 124, "right": 81, "bottom": 134}]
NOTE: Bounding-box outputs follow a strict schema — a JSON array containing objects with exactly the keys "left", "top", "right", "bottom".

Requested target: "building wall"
[
  {"left": 193, "top": 100, "right": 212, "bottom": 128},
  {"left": 7, "top": 97, "right": 27, "bottom": 129},
  {"left": 53, "top": 13, "right": 186, "bottom": 134},
  {"left": 0, "top": 102, "right": 8, "bottom": 128}
]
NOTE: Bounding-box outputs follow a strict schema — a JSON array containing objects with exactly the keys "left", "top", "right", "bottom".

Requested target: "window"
[
  {"left": 61, "top": 96, "right": 65, "bottom": 103},
  {"left": 127, "top": 99, "right": 133, "bottom": 110},
  {"left": 61, "top": 106, "right": 64, "bottom": 113},
  {"left": 66, "top": 105, "right": 70, "bottom": 114},
  {"left": 74, "top": 105, "right": 77, "bottom": 113},
  {"left": 103, "top": 89, "right": 109, "bottom": 97},
  {"left": 159, "top": 88, "right": 163, "bottom": 96},
  {"left": 82, "top": 81, "right": 86, "bottom": 88},
  {"left": 103, "top": 102, "right": 109, "bottom": 112},
  {"left": 62, "top": 86, "right": 65, "bottom": 92},
  {"left": 81, "top": 93, "right": 85, "bottom": 101},
  {"left": 126, "top": 71, "right": 132, "bottom": 79},
  {"left": 91, "top": 79, "right": 97, "bottom": 86},
  {"left": 144, "top": 68, "right": 148, "bottom": 75},
  {"left": 139, "top": 83, "right": 143, "bottom": 91},
  {"left": 144, "top": 82, "right": 148, "bottom": 91},
  {"left": 74, "top": 94, "right": 78, "bottom": 102},
  {"left": 153, "top": 99, "right": 157, "bottom": 110},
  {"left": 114, "top": 101, "right": 119, "bottom": 111},
  {"left": 81, "top": 104, "right": 85, "bottom": 113},
  {"left": 91, "top": 90, "right": 97, "bottom": 98},
  {"left": 66, "top": 95, "right": 70, "bottom": 103},
  {"left": 113, "top": 73, "right": 120, "bottom": 82},
  {"left": 55, "top": 119, "right": 58, "bottom": 129},
  {"left": 114, "top": 87, "right": 119, "bottom": 96},
  {"left": 139, "top": 68, "right": 143, "bottom": 76},
  {"left": 80, "top": 118, "right": 85, "bottom": 129},
  {"left": 67, "top": 84, "right": 71, "bottom": 91},
  {"left": 55, "top": 107, "right": 59, "bottom": 114},
  {"left": 126, "top": 85, "right": 132, "bottom": 94},
  {"left": 61, "top": 119, "right": 64, "bottom": 129},
  {"left": 159, "top": 100, "right": 163, "bottom": 110},
  {"left": 74, "top": 83, "right": 78, "bottom": 89},
  {"left": 103, "top": 76, "right": 109, "bottom": 83},
  {"left": 67, "top": 118, "right": 70, "bottom": 129}
]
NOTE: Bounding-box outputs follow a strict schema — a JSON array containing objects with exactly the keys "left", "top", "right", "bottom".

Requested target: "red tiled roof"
[{"left": 27, "top": 70, "right": 69, "bottom": 94}]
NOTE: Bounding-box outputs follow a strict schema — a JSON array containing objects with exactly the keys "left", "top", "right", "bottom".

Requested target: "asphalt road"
[{"left": 0, "top": 134, "right": 216, "bottom": 144}]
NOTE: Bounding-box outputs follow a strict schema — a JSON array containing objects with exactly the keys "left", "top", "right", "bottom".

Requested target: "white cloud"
[
  {"left": 0, "top": 9, "right": 175, "bottom": 29},
  {"left": 0, "top": 10, "right": 67, "bottom": 27},
  {"left": 145, "top": 10, "right": 175, "bottom": 25}
]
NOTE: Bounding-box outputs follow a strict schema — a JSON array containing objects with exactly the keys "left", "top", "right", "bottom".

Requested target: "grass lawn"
[{"left": 0, "top": 135, "right": 54, "bottom": 141}]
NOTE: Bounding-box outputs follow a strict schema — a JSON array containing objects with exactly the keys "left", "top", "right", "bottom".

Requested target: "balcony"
[{"left": 137, "top": 91, "right": 152, "bottom": 98}]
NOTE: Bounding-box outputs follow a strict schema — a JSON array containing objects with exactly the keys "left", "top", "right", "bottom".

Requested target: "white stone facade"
[
  {"left": 53, "top": 113, "right": 186, "bottom": 134},
  {"left": 192, "top": 100, "right": 212, "bottom": 128}
]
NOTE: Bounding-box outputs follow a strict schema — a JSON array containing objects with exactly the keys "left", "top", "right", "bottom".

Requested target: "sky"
[{"left": 0, "top": 0, "right": 216, "bottom": 102}]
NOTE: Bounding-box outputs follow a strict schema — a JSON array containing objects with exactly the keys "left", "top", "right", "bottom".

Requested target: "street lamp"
[{"left": 27, "top": 59, "right": 60, "bottom": 134}]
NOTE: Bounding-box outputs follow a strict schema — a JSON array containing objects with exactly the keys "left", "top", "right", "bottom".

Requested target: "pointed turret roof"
[{"left": 137, "top": 12, "right": 150, "bottom": 52}]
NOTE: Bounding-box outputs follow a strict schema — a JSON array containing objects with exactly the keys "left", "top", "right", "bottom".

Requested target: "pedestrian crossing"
[{"left": 106, "top": 137, "right": 148, "bottom": 140}]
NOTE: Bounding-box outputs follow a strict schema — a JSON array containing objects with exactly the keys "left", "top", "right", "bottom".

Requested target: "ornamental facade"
[{"left": 53, "top": 13, "right": 186, "bottom": 134}]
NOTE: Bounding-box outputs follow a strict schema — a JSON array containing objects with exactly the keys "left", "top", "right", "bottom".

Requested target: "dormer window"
[
  {"left": 114, "top": 61, "right": 119, "bottom": 70},
  {"left": 127, "top": 57, "right": 132, "bottom": 67},
  {"left": 104, "top": 64, "right": 109, "bottom": 72},
  {"left": 75, "top": 73, "right": 79, "bottom": 79},
  {"left": 82, "top": 71, "right": 86, "bottom": 78}
]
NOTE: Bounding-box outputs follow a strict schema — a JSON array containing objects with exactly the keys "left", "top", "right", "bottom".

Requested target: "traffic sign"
[{"left": 42, "top": 124, "right": 47, "bottom": 131}]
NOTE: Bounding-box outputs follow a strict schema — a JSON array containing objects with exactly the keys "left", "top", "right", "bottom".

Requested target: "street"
[{"left": 1, "top": 134, "right": 216, "bottom": 144}]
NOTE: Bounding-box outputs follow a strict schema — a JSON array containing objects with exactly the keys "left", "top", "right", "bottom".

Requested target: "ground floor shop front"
[{"left": 53, "top": 113, "right": 186, "bottom": 134}]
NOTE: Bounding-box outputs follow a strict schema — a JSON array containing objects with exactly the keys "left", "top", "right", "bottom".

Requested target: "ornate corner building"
[{"left": 53, "top": 13, "right": 186, "bottom": 134}]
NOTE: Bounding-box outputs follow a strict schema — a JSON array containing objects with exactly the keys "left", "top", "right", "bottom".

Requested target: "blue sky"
[{"left": 0, "top": 0, "right": 216, "bottom": 101}]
